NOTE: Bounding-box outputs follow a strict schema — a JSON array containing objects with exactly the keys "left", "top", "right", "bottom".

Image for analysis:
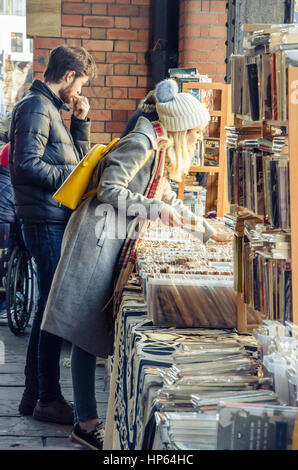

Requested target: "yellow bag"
[{"left": 53, "top": 138, "right": 119, "bottom": 210}]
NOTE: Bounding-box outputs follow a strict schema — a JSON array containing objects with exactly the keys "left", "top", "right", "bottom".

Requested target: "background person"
[{"left": 9, "top": 45, "right": 97, "bottom": 425}]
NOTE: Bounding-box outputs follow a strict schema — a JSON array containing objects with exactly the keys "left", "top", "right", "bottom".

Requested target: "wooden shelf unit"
[
  {"left": 178, "top": 81, "right": 233, "bottom": 217},
  {"left": 234, "top": 68, "right": 298, "bottom": 331}
]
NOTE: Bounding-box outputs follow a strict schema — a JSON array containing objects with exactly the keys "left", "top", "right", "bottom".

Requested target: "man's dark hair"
[{"left": 44, "top": 45, "right": 97, "bottom": 83}]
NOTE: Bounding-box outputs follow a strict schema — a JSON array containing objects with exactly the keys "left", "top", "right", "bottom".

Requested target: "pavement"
[{"left": 0, "top": 313, "right": 109, "bottom": 450}]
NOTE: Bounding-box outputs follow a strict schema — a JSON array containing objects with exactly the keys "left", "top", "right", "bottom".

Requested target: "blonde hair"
[{"left": 157, "top": 123, "right": 202, "bottom": 182}]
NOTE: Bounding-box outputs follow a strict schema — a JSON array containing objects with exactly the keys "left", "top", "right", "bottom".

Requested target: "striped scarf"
[{"left": 113, "top": 121, "right": 166, "bottom": 317}]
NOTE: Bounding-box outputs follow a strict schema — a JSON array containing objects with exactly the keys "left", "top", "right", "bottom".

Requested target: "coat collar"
[
  {"left": 29, "top": 80, "right": 70, "bottom": 111},
  {"left": 130, "top": 116, "right": 158, "bottom": 150}
]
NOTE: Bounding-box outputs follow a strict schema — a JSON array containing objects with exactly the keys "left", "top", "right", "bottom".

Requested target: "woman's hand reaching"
[{"left": 211, "top": 232, "right": 233, "bottom": 243}]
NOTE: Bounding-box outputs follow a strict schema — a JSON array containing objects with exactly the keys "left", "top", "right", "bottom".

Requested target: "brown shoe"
[
  {"left": 19, "top": 394, "right": 37, "bottom": 416},
  {"left": 33, "top": 396, "right": 74, "bottom": 425}
]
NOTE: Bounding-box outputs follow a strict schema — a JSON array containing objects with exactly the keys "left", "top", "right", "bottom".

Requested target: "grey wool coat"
[{"left": 41, "top": 117, "right": 215, "bottom": 358}]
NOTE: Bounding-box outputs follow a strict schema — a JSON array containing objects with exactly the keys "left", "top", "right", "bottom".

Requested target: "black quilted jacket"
[{"left": 9, "top": 80, "right": 91, "bottom": 224}]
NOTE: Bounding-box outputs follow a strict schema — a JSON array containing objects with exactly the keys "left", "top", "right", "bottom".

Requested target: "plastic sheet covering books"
[
  {"left": 225, "top": 132, "right": 289, "bottom": 228},
  {"left": 231, "top": 24, "right": 298, "bottom": 121},
  {"left": 241, "top": 222, "right": 292, "bottom": 323},
  {"left": 217, "top": 403, "right": 298, "bottom": 450},
  {"left": 253, "top": 320, "right": 298, "bottom": 406}
]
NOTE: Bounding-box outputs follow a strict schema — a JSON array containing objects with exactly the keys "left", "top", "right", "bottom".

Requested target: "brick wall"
[
  {"left": 179, "top": 0, "right": 227, "bottom": 82},
  {"left": 33, "top": 0, "right": 153, "bottom": 145}
]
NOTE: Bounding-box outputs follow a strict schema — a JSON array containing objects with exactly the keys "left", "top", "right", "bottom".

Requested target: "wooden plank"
[
  {"left": 0, "top": 436, "right": 44, "bottom": 450},
  {"left": 288, "top": 68, "right": 298, "bottom": 326},
  {"left": 26, "top": 0, "right": 61, "bottom": 38}
]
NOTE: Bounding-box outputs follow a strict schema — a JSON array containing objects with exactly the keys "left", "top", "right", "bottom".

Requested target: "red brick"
[
  {"left": 179, "top": 50, "right": 200, "bottom": 63},
  {"left": 97, "top": 63, "right": 114, "bottom": 75},
  {"left": 90, "top": 51, "right": 106, "bottom": 62},
  {"left": 62, "top": 15, "right": 83, "bottom": 27},
  {"left": 209, "top": 50, "right": 226, "bottom": 62},
  {"left": 92, "top": 4, "right": 107, "bottom": 15},
  {"left": 210, "top": 25, "right": 227, "bottom": 38},
  {"left": 131, "top": 0, "right": 150, "bottom": 4},
  {"left": 112, "top": 88, "right": 128, "bottom": 99},
  {"left": 92, "top": 76, "right": 105, "bottom": 86},
  {"left": 210, "top": 1, "right": 227, "bottom": 12},
  {"left": 85, "top": 0, "right": 114, "bottom": 2},
  {"left": 34, "top": 37, "right": 64, "bottom": 49},
  {"left": 217, "top": 13, "right": 228, "bottom": 25},
  {"left": 130, "top": 17, "right": 149, "bottom": 29},
  {"left": 33, "top": 72, "right": 44, "bottom": 81},
  {"left": 129, "top": 64, "right": 148, "bottom": 75},
  {"left": 66, "top": 38, "right": 82, "bottom": 46},
  {"left": 84, "top": 87, "right": 112, "bottom": 98},
  {"left": 112, "top": 110, "right": 127, "bottom": 121},
  {"left": 115, "top": 16, "right": 130, "bottom": 28},
  {"left": 138, "top": 30, "right": 150, "bottom": 41},
  {"left": 199, "top": 63, "right": 216, "bottom": 75},
  {"left": 89, "top": 98, "right": 106, "bottom": 109},
  {"left": 136, "top": 53, "right": 146, "bottom": 65},
  {"left": 106, "top": 99, "right": 136, "bottom": 110},
  {"left": 91, "top": 121, "right": 105, "bottom": 133},
  {"left": 35, "top": 49, "right": 49, "bottom": 66},
  {"left": 106, "top": 52, "right": 137, "bottom": 64},
  {"left": 217, "top": 38, "right": 227, "bottom": 50},
  {"left": 185, "top": 12, "right": 218, "bottom": 25},
  {"left": 107, "top": 29, "right": 138, "bottom": 40},
  {"left": 199, "top": 51, "right": 209, "bottom": 62},
  {"left": 114, "top": 41, "right": 130, "bottom": 52},
  {"left": 63, "top": 0, "right": 84, "bottom": 2},
  {"left": 183, "top": 25, "right": 201, "bottom": 37},
  {"left": 130, "top": 41, "right": 148, "bottom": 53},
  {"left": 106, "top": 120, "right": 126, "bottom": 133},
  {"left": 139, "top": 5, "right": 150, "bottom": 16},
  {"left": 83, "top": 40, "right": 114, "bottom": 51},
  {"left": 91, "top": 133, "right": 111, "bottom": 144},
  {"left": 190, "top": 38, "right": 218, "bottom": 50},
  {"left": 33, "top": 59, "right": 45, "bottom": 73},
  {"left": 137, "top": 76, "right": 152, "bottom": 87},
  {"left": 84, "top": 16, "right": 114, "bottom": 28},
  {"left": 200, "top": 25, "right": 210, "bottom": 37},
  {"left": 202, "top": 0, "right": 211, "bottom": 11},
  {"left": 106, "top": 75, "right": 137, "bottom": 87},
  {"left": 91, "top": 29, "right": 107, "bottom": 40},
  {"left": 114, "top": 64, "right": 129, "bottom": 75},
  {"left": 63, "top": 3, "right": 91, "bottom": 15},
  {"left": 108, "top": 5, "right": 139, "bottom": 16},
  {"left": 62, "top": 27, "right": 91, "bottom": 39},
  {"left": 89, "top": 109, "right": 111, "bottom": 121},
  {"left": 116, "top": 0, "right": 130, "bottom": 3},
  {"left": 188, "top": 0, "right": 206, "bottom": 12},
  {"left": 127, "top": 110, "right": 135, "bottom": 120},
  {"left": 215, "top": 63, "right": 226, "bottom": 75},
  {"left": 128, "top": 87, "right": 148, "bottom": 99}
]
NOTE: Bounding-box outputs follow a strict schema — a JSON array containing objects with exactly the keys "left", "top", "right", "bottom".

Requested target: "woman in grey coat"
[{"left": 41, "top": 78, "right": 232, "bottom": 450}]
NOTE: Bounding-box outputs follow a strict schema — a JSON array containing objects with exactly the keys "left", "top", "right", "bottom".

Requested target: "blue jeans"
[
  {"left": 71, "top": 345, "right": 98, "bottom": 422},
  {"left": 21, "top": 223, "right": 66, "bottom": 403}
]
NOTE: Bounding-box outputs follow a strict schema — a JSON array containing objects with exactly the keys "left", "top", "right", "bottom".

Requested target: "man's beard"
[{"left": 59, "top": 83, "right": 74, "bottom": 104}]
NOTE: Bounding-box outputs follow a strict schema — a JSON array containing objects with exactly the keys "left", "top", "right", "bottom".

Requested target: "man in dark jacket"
[{"left": 9, "top": 45, "right": 97, "bottom": 425}]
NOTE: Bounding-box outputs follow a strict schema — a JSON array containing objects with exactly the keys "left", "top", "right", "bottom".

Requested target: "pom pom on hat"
[
  {"left": 155, "top": 79, "right": 178, "bottom": 103},
  {"left": 155, "top": 78, "right": 210, "bottom": 132}
]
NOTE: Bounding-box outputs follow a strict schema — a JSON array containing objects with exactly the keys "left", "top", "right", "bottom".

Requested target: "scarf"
[{"left": 112, "top": 121, "right": 166, "bottom": 318}]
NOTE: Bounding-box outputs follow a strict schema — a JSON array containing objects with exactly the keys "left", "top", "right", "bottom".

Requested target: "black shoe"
[
  {"left": 33, "top": 396, "right": 74, "bottom": 425},
  {"left": 70, "top": 422, "right": 105, "bottom": 450},
  {"left": 19, "top": 394, "right": 37, "bottom": 416}
]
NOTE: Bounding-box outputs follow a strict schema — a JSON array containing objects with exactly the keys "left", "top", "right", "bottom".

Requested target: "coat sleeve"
[
  {"left": 162, "top": 179, "right": 215, "bottom": 242},
  {"left": 70, "top": 114, "right": 91, "bottom": 160},
  {"left": 11, "top": 101, "right": 73, "bottom": 192},
  {"left": 97, "top": 133, "right": 164, "bottom": 221}
]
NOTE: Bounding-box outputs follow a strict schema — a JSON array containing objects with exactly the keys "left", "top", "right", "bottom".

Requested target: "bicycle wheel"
[{"left": 6, "top": 245, "right": 35, "bottom": 335}]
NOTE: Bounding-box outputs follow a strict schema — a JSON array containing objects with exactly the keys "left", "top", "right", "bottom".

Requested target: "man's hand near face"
[{"left": 73, "top": 95, "right": 90, "bottom": 120}]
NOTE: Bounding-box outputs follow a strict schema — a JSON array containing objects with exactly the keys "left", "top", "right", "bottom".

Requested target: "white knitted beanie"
[{"left": 155, "top": 78, "right": 210, "bottom": 132}]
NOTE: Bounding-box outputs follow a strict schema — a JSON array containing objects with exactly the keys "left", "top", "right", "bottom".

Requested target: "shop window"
[
  {"left": 0, "top": 0, "right": 25, "bottom": 15},
  {"left": 11, "top": 32, "right": 23, "bottom": 52}
]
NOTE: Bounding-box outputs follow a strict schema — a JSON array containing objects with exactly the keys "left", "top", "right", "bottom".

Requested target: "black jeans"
[{"left": 21, "top": 223, "right": 66, "bottom": 403}]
